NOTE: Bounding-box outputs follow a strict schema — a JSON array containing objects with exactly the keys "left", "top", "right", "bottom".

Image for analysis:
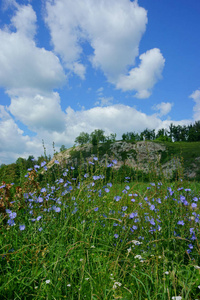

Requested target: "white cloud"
[
  {"left": 152, "top": 102, "right": 173, "bottom": 117},
  {"left": 189, "top": 89, "right": 200, "bottom": 120},
  {"left": 116, "top": 48, "right": 165, "bottom": 98},
  {"left": 0, "top": 4, "right": 66, "bottom": 93},
  {"left": 9, "top": 92, "right": 66, "bottom": 132},
  {"left": 95, "top": 96, "right": 114, "bottom": 107},
  {"left": 0, "top": 105, "right": 42, "bottom": 164},
  {"left": 11, "top": 4, "right": 37, "bottom": 39}
]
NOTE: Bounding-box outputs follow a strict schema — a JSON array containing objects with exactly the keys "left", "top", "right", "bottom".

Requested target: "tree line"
[{"left": 74, "top": 121, "right": 200, "bottom": 145}]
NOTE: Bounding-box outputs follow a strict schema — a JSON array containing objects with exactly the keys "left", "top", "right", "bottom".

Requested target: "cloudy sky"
[{"left": 0, "top": 0, "right": 200, "bottom": 165}]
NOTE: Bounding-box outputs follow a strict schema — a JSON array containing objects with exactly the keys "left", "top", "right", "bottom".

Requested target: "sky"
[{"left": 0, "top": 0, "right": 200, "bottom": 165}]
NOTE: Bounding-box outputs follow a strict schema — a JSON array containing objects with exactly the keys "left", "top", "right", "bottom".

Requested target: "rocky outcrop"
[{"left": 47, "top": 141, "right": 186, "bottom": 179}]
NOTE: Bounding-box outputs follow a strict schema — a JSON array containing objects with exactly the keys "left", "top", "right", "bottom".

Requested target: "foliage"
[{"left": 1, "top": 158, "right": 200, "bottom": 299}]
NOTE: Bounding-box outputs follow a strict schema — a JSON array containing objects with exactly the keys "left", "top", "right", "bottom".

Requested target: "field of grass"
[{"left": 0, "top": 157, "right": 200, "bottom": 299}]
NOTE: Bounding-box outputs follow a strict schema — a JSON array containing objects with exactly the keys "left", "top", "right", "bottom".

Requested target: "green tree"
[
  {"left": 90, "top": 129, "right": 105, "bottom": 144},
  {"left": 74, "top": 132, "right": 90, "bottom": 145},
  {"left": 60, "top": 145, "right": 67, "bottom": 152}
]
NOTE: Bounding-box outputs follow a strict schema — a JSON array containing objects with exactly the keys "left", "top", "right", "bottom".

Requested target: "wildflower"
[
  {"left": 67, "top": 284, "right": 71, "bottom": 287},
  {"left": 193, "top": 197, "right": 198, "bottom": 202},
  {"left": 122, "top": 206, "right": 127, "bottom": 211},
  {"left": 194, "top": 266, "right": 200, "bottom": 269},
  {"left": 172, "top": 297, "right": 182, "bottom": 300},
  {"left": 41, "top": 188, "right": 46, "bottom": 193},
  {"left": 114, "top": 234, "right": 119, "bottom": 239},
  {"left": 91, "top": 245, "right": 95, "bottom": 248},
  {"left": 112, "top": 159, "right": 117, "bottom": 164},
  {"left": 132, "top": 225, "right": 138, "bottom": 230},
  {"left": 191, "top": 203, "right": 197, "bottom": 209},
  {"left": 54, "top": 160, "right": 59, "bottom": 164},
  {"left": 93, "top": 157, "right": 98, "bottom": 161},
  {"left": 54, "top": 207, "right": 61, "bottom": 213},
  {"left": 107, "top": 182, "right": 112, "bottom": 187},
  {"left": 45, "top": 280, "right": 50, "bottom": 284},
  {"left": 149, "top": 218, "right": 155, "bottom": 226},
  {"left": 9, "top": 212, "right": 17, "bottom": 219},
  {"left": 135, "top": 255, "right": 143, "bottom": 260},
  {"left": 89, "top": 161, "right": 94, "bottom": 165},
  {"left": 105, "top": 188, "right": 110, "bottom": 193},
  {"left": 7, "top": 219, "right": 15, "bottom": 226},
  {"left": 19, "top": 225, "right": 25, "bottom": 231},
  {"left": 165, "top": 271, "right": 169, "bottom": 275},
  {"left": 177, "top": 220, "right": 184, "bottom": 225},
  {"left": 71, "top": 166, "right": 75, "bottom": 170},
  {"left": 129, "top": 212, "right": 138, "bottom": 219},
  {"left": 150, "top": 204, "right": 156, "bottom": 211},
  {"left": 131, "top": 198, "right": 135, "bottom": 202},
  {"left": 63, "top": 172, "right": 67, "bottom": 176},
  {"left": 127, "top": 247, "right": 131, "bottom": 253},
  {"left": 41, "top": 161, "right": 46, "bottom": 167},
  {"left": 84, "top": 173, "right": 89, "bottom": 178},
  {"left": 36, "top": 216, "right": 42, "bottom": 221},
  {"left": 85, "top": 278, "right": 89, "bottom": 281},
  {"left": 38, "top": 227, "right": 43, "bottom": 231},
  {"left": 34, "top": 165, "right": 40, "bottom": 169},
  {"left": 114, "top": 196, "right": 121, "bottom": 202},
  {"left": 113, "top": 282, "right": 122, "bottom": 289},
  {"left": 125, "top": 185, "right": 130, "bottom": 190},
  {"left": 94, "top": 207, "right": 98, "bottom": 212}
]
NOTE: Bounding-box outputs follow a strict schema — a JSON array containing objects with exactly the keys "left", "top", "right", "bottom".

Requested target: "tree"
[
  {"left": 90, "top": 129, "right": 106, "bottom": 144},
  {"left": 74, "top": 132, "right": 90, "bottom": 145},
  {"left": 60, "top": 145, "right": 67, "bottom": 152}
]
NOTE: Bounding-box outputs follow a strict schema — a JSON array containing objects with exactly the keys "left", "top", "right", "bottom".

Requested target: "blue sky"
[{"left": 0, "top": 0, "right": 200, "bottom": 165}]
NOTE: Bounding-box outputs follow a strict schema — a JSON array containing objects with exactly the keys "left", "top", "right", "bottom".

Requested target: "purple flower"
[
  {"left": 54, "top": 207, "right": 61, "bottom": 213},
  {"left": 191, "top": 203, "right": 197, "bottom": 209},
  {"left": 125, "top": 186, "right": 130, "bottom": 190},
  {"left": 193, "top": 197, "right": 198, "bottom": 202},
  {"left": 189, "top": 228, "right": 194, "bottom": 234},
  {"left": 93, "top": 175, "right": 100, "bottom": 180},
  {"left": 185, "top": 188, "right": 191, "bottom": 192},
  {"left": 93, "top": 157, "right": 98, "bottom": 161},
  {"left": 112, "top": 159, "right": 117, "bottom": 164},
  {"left": 107, "top": 163, "right": 113, "bottom": 168},
  {"left": 94, "top": 207, "right": 99, "bottom": 212},
  {"left": 37, "top": 197, "right": 43, "bottom": 203},
  {"left": 36, "top": 216, "right": 42, "bottom": 221},
  {"left": 177, "top": 220, "right": 184, "bottom": 225},
  {"left": 122, "top": 206, "right": 127, "bottom": 211},
  {"left": 38, "top": 227, "right": 43, "bottom": 231},
  {"left": 129, "top": 212, "right": 137, "bottom": 219},
  {"left": 9, "top": 212, "right": 17, "bottom": 219},
  {"left": 149, "top": 218, "right": 155, "bottom": 226},
  {"left": 107, "top": 183, "right": 112, "bottom": 187},
  {"left": 84, "top": 173, "right": 89, "bottom": 178},
  {"left": 105, "top": 188, "right": 110, "bottom": 193},
  {"left": 188, "top": 243, "right": 193, "bottom": 249},
  {"left": 54, "top": 160, "right": 59, "bottom": 164},
  {"left": 41, "top": 188, "right": 46, "bottom": 193},
  {"left": 114, "top": 234, "right": 119, "bottom": 239},
  {"left": 7, "top": 219, "right": 15, "bottom": 226},
  {"left": 89, "top": 161, "right": 94, "bottom": 165},
  {"left": 114, "top": 196, "right": 121, "bottom": 202},
  {"left": 19, "top": 225, "right": 25, "bottom": 231},
  {"left": 132, "top": 225, "right": 138, "bottom": 230},
  {"left": 41, "top": 161, "right": 46, "bottom": 167},
  {"left": 150, "top": 205, "right": 155, "bottom": 211}
]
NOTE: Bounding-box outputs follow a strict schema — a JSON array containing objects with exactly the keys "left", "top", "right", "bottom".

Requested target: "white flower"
[
  {"left": 198, "top": 285, "right": 200, "bottom": 289},
  {"left": 135, "top": 255, "right": 143, "bottom": 260},
  {"left": 91, "top": 245, "right": 95, "bottom": 248},
  {"left": 131, "top": 240, "right": 142, "bottom": 245},
  {"left": 80, "top": 258, "right": 83, "bottom": 261},
  {"left": 127, "top": 247, "right": 131, "bottom": 253},
  {"left": 67, "top": 284, "right": 71, "bottom": 287},
  {"left": 172, "top": 297, "right": 182, "bottom": 300},
  {"left": 85, "top": 278, "right": 89, "bottom": 281},
  {"left": 45, "top": 280, "right": 50, "bottom": 284},
  {"left": 165, "top": 271, "right": 169, "bottom": 275},
  {"left": 194, "top": 265, "right": 200, "bottom": 269},
  {"left": 113, "top": 282, "right": 122, "bottom": 289}
]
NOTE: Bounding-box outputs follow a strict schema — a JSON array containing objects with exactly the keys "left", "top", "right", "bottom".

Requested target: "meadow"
[{"left": 0, "top": 156, "right": 200, "bottom": 300}]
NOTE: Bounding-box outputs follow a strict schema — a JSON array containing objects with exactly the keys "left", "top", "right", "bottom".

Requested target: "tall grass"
[{"left": 0, "top": 156, "right": 200, "bottom": 300}]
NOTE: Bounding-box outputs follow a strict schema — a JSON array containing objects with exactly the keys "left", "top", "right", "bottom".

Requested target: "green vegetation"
[{"left": 0, "top": 153, "right": 200, "bottom": 299}]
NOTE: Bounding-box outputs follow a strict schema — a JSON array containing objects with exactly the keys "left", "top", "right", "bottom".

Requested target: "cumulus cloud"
[
  {"left": 0, "top": 105, "right": 42, "bottom": 164},
  {"left": 9, "top": 92, "right": 66, "bottom": 132},
  {"left": 116, "top": 48, "right": 165, "bottom": 98},
  {"left": 152, "top": 102, "right": 173, "bottom": 117},
  {"left": 44, "top": 0, "right": 165, "bottom": 96},
  {"left": 189, "top": 89, "right": 200, "bottom": 120}
]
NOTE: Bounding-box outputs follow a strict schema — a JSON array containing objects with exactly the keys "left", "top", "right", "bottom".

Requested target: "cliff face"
[{"left": 48, "top": 141, "right": 185, "bottom": 179}]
